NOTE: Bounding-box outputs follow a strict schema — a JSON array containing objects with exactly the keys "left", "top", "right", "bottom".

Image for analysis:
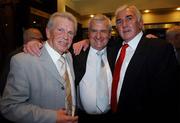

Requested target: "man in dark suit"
[
  {"left": 109, "top": 4, "right": 179, "bottom": 122},
  {"left": 72, "top": 14, "right": 117, "bottom": 122}
]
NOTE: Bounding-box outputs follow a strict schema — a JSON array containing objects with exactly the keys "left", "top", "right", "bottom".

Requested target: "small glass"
[{"left": 66, "top": 103, "right": 76, "bottom": 117}]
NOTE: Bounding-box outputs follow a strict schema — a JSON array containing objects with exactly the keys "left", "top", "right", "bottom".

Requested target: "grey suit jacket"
[{"left": 0, "top": 46, "right": 75, "bottom": 123}]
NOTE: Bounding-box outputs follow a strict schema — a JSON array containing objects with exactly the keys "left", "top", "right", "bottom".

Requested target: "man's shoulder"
[
  {"left": 13, "top": 52, "right": 31, "bottom": 58},
  {"left": 141, "top": 36, "right": 170, "bottom": 47},
  {"left": 11, "top": 52, "right": 38, "bottom": 64}
]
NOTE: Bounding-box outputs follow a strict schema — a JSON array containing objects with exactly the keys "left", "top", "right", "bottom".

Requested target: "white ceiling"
[{"left": 66, "top": 0, "right": 180, "bottom": 16}]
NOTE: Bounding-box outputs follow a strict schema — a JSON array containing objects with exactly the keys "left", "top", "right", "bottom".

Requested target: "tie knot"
[
  {"left": 122, "top": 44, "right": 129, "bottom": 49},
  {"left": 59, "top": 54, "right": 66, "bottom": 64},
  {"left": 96, "top": 51, "right": 104, "bottom": 57}
]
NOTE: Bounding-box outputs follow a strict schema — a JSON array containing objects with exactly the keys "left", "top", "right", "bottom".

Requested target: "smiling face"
[
  {"left": 88, "top": 18, "right": 111, "bottom": 51},
  {"left": 116, "top": 7, "right": 143, "bottom": 42},
  {"left": 46, "top": 17, "right": 75, "bottom": 54}
]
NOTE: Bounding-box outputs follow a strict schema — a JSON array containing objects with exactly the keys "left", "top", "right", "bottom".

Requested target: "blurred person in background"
[
  {"left": 0, "top": 27, "right": 43, "bottom": 122},
  {"left": 0, "top": 27, "right": 43, "bottom": 96},
  {"left": 166, "top": 25, "right": 180, "bottom": 63}
]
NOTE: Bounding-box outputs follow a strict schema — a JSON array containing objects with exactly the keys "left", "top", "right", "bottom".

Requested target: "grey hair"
[
  {"left": 88, "top": 14, "right": 112, "bottom": 32},
  {"left": 115, "top": 5, "right": 142, "bottom": 23},
  {"left": 47, "top": 12, "right": 77, "bottom": 35}
]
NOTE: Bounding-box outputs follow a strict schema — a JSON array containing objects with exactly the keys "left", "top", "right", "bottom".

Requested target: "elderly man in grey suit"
[{"left": 0, "top": 12, "right": 78, "bottom": 123}]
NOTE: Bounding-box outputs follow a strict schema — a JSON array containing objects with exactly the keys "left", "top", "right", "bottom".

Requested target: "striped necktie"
[{"left": 59, "top": 56, "right": 73, "bottom": 115}]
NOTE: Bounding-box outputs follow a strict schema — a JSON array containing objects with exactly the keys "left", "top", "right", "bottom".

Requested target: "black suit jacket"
[{"left": 112, "top": 35, "right": 179, "bottom": 122}]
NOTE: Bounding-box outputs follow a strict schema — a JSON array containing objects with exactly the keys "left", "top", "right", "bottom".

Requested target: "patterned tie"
[
  {"left": 111, "top": 44, "right": 129, "bottom": 112},
  {"left": 96, "top": 51, "right": 109, "bottom": 113},
  {"left": 59, "top": 56, "right": 73, "bottom": 115}
]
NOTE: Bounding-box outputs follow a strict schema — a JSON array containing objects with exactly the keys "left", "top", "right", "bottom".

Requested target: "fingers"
[
  {"left": 27, "top": 44, "right": 40, "bottom": 56},
  {"left": 56, "top": 109, "right": 78, "bottom": 123},
  {"left": 33, "top": 43, "right": 43, "bottom": 56},
  {"left": 146, "top": 34, "right": 158, "bottom": 38},
  {"left": 73, "top": 39, "right": 90, "bottom": 55},
  {"left": 66, "top": 115, "right": 78, "bottom": 123},
  {"left": 73, "top": 42, "right": 82, "bottom": 55},
  {"left": 83, "top": 43, "right": 89, "bottom": 51},
  {"left": 23, "top": 41, "right": 42, "bottom": 56}
]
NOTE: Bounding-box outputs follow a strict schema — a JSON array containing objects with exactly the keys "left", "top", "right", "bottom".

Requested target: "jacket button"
[{"left": 61, "top": 86, "right": 64, "bottom": 90}]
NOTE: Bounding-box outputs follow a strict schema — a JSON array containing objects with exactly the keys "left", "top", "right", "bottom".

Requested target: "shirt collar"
[
  {"left": 89, "top": 46, "right": 107, "bottom": 56},
  {"left": 123, "top": 31, "right": 143, "bottom": 50},
  {"left": 45, "top": 41, "right": 64, "bottom": 62}
]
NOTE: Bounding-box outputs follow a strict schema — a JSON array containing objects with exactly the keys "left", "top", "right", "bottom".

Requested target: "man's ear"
[
  {"left": 46, "top": 28, "right": 50, "bottom": 39},
  {"left": 140, "top": 20, "right": 144, "bottom": 30}
]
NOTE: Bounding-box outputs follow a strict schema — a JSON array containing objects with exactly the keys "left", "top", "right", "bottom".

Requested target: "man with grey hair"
[
  {"left": 0, "top": 12, "right": 78, "bottom": 123},
  {"left": 109, "top": 4, "right": 179, "bottom": 122},
  {"left": 73, "top": 14, "right": 115, "bottom": 122}
]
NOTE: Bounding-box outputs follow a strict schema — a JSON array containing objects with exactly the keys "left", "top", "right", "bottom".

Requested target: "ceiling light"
[
  {"left": 176, "top": 7, "right": 180, "bottom": 11},
  {"left": 33, "top": 21, "right": 36, "bottom": 24},
  {"left": 90, "top": 14, "right": 94, "bottom": 18},
  {"left": 144, "top": 9, "right": 150, "bottom": 13}
]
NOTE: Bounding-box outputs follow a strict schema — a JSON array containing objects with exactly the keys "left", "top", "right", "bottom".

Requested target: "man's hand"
[
  {"left": 73, "top": 39, "right": 89, "bottom": 55},
  {"left": 146, "top": 34, "right": 158, "bottom": 38},
  {"left": 56, "top": 109, "right": 78, "bottom": 123},
  {"left": 23, "top": 39, "right": 43, "bottom": 56}
]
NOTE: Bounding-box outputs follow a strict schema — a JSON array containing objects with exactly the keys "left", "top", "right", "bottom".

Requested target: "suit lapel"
[
  {"left": 81, "top": 48, "right": 89, "bottom": 75},
  {"left": 40, "top": 47, "right": 65, "bottom": 86},
  {"left": 125, "top": 36, "right": 148, "bottom": 82},
  {"left": 73, "top": 48, "right": 89, "bottom": 85},
  {"left": 119, "top": 36, "right": 148, "bottom": 103},
  {"left": 107, "top": 44, "right": 121, "bottom": 73}
]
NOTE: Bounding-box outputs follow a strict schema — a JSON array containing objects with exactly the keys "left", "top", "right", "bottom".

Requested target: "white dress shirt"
[
  {"left": 79, "top": 46, "right": 112, "bottom": 114},
  {"left": 116, "top": 31, "right": 143, "bottom": 102},
  {"left": 44, "top": 41, "right": 76, "bottom": 106}
]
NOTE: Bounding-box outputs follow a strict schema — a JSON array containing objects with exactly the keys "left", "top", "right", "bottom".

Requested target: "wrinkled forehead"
[{"left": 116, "top": 8, "right": 136, "bottom": 19}]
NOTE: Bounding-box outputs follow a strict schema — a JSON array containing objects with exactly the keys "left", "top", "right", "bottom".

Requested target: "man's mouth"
[{"left": 123, "top": 29, "right": 131, "bottom": 33}]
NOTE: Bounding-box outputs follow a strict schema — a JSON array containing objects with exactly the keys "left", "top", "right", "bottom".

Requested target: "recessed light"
[
  {"left": 144, "top": 10, "right": 150, "bottom": 13},
  {"left": 176, "top": 7, "right": 180, "bottom": 11}
]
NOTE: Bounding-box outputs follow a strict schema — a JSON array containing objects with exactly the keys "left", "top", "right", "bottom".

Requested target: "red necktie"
[{"left": 111, "top": 44, "right": 129, "bottom": 112}]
